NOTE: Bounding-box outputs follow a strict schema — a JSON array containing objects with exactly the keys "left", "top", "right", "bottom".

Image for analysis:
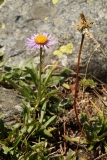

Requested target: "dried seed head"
[{"left": 77, "top": 13, "right": 93, "bottom": 32}]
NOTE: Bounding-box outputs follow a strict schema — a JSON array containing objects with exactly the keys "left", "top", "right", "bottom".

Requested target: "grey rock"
[
  {"left": 0, "top": 0, "right": 106, "bottom": 80},
  {"left": 0, "top": 86, "right": 23, "bottom": 125}
]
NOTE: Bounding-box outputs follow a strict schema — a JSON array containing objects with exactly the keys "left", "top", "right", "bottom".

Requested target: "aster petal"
[
  {"left": 31, "top": 46, "right": 37, "bottom": 50},
  {"left": 27, "top": 39, "right": 35, "bottom": 43},
  {"left": 26, "top": 38, "right": 33, "bottom": 42},
  {"left": 46, "top": 45, "right": 53, "bottom": 50},
  {"left": 44, "top": 45, "right": 48, "bottom": 50},
  {"left": 47, "top": 41, "right": 57, "bottom": 46},
  {"left": 47, "top": 34, "right": 53, "bottom": 39},
  {"left": 27, "top": 44, "right": 35, "bottom": 47},
  {"left": 26, "top": 42, "right": 36, "bottom": 45},
  {"left": 36, "top": 44, "right": 41, "bottom": 49},
  {"left": 26, "top": 42, "right": 34, "bottom": 45},
  {"left": 30, "top": 36, "right": 36, "bottom": 39},
  {"left": 33, "top": 34, "right": 38, "bottom": 37},
  {"left": 43, "top": 32, "right": 48, "bottom": 37}
]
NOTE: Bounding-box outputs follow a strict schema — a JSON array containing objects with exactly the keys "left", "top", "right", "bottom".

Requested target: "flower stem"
[
  {"left": 39, "top": 47, "right": 43, "bottom": 99},
  {"left": 74, "top": 33, "right": 85, "bottom": 131},
  {"left": 36, "top": 47, "right": 42, "bottom": 109}
]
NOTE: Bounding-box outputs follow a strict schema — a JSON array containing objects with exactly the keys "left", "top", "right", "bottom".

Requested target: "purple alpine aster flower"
[{"left": 26, "top": 33, "right": 57, "bottom": 50}]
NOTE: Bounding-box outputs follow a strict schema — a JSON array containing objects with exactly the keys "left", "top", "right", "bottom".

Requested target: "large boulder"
[{"left": 0, "top": 0, "right": 107, "bottom": 80}]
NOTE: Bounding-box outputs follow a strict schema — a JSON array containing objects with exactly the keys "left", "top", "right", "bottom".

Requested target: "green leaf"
[
  {"left": 0, "top": 58, "right": 8, "bottom": 67},
  {"left": 2, "top": 146, "right": 13, "bottom": 154},
  {"left": 60, "top": 67, "right": 71, "bottom": 76},
  {"left": 39, "top": 102, "right": 47, "bottom": 123},
  {"left": 44, "top": 90, "right": 59, "bottom": 99},
  {"left": 4, "top": 72, "right": 13, "bottom": 78},
  {"left": 43, "top": 115, "right": 57, "bottom": 128},
  {"left": 13, "top": 135, "right": 22, "bottom": 147},
  {"left": 19, "top": 80, "right": 28, "bottom": 86},
  {"left": 83, "top": 118, "right": 102, "bottom": 141},
  {"left": 0, "top": 113, "right": 3, "bottom": 119},
  {"left": 67, "top": 150, "right": 77, "bottom": 160},
  {"left": 22, "top": 104, "right": 31, "bottom": 123},
  {"left": 43, "top": 129, "right": 52, "bottom": 137},
  {"left": 26, "top": 151, "right": 37, "bottom": 160},
  {"left": 0, "top": 52, "right": 4, "bottom": 57},
  {"left": 18, "top": 155, "right": 25, "bottom": 160},
  {"left": 48, "top": 127, "right": 57, "bottom": 132},
  {"left": 104, "top": 142, "right": 107, "bottom": 152},
  {"left": 13, "top": 123, "right": 22, "bottom": 129},
  {"left": 20, "top": 126, "right": 27, "bottom": 134},
  {"left": 6, "top": 78, "right": 35, "bottom": 101},
  {"left": 0, "top": 52, "right": 4, "bottom": 62},
  {"left": 62, "top": 83, "right": 70, "bottom": 89},
  {"left": 31, "top": 141, "right": 46, "bottom": 150},
  {"left": 25, "top": 66, "right": 39, "bottom": 86},
  {"left": 4, "top": 78, "right": 19, "bottom": 90},
  {"left": 27, "top": 125, "right": 34, "bottom": 133},
  {"left": 0, "top": 72, "right": 3, "bottom": 81},
  {"left": 88, "top": 144, "right": 95, "bottom": 151},
  {"left": 97, "top": 131, "right": 107, "bottom": 140},
  {"left": 64, "top": 135, "right": 88, "bottom": 144},
  {"left": 12, "top": 69, "right": 22, "bottom": 79},
  {"left": 19, "top": 85, "right": 36, "bottom": 101},
  {"left": 44, "top": 66, "right": 57, "bottom": 86},
  {"left": 48, "top": 76, "right": 63, "bottom": 86},
  {"left": 4, "top": 66, "right": 12, "bottom": 72},
  {"left": 80, "top": 113, "right": 88, "bottom": 124}
]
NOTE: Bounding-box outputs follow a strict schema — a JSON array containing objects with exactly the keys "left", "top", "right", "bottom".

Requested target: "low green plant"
[
  {"left": 0, "top": 33, "right": 73, "bottom": 159},
  {"left": 0, "top": 102, "right": 57, "bottom": 159},
  {"left": 64, "top": 103, "right": 107, "bottom": 153},
  {"left": 79, "top": 78, "right": 95, "bottom": 89},
  {"left": 80, "top": 108, "right": 107, "bottom": 151},
  {"left": 0, "top": 13, "right": 106, "bottom": 159}
]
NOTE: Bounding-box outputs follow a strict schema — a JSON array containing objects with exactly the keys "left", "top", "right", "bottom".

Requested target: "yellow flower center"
[{"left": 35, "top": 35, "right": 48, "bottom": 45}]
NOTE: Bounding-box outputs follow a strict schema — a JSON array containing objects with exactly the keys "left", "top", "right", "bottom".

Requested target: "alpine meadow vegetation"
[{"left": 0, "top": 12, "right": 107, "bottom": 160}]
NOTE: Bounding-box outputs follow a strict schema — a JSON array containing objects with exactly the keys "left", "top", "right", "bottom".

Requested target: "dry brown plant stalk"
[{"left": 73, "top": 13, "right": 93, "bottom": 132}]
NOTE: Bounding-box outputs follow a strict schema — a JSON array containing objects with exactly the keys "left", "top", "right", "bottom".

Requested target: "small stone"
[
  {"left": 98, "top": 11, "right": 104, "bottom": 18},
  {"left": 15, "top": 105, "right": 23, "bottom": 112},
  {"left": 103, "top": 97, "right": 106, "bottom": 101}
]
